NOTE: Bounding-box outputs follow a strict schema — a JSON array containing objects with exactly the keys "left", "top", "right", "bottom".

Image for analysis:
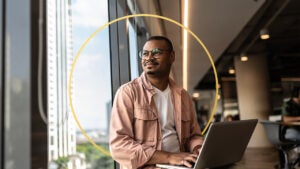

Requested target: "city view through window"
[{"left": 48, "top": 0, "right": 114, "bottom": 168}]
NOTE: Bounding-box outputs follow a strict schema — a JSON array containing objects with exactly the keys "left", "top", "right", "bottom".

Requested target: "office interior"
[{"left": 1, "top": 0, "right": 300, "bottom": 168}]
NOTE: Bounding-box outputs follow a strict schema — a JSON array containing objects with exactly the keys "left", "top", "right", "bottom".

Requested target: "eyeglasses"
[{"left": 139, "top": 48, "right": 171, "bottom": 59}]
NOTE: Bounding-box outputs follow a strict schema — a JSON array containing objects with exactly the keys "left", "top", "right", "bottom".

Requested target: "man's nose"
[{"left": 145, "top": 52, "right": 155, "bottom": 59}]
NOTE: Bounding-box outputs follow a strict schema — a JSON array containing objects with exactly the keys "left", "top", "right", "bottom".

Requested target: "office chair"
[{"left": 261, "top": 120, "right": 300, "bottom": 169}]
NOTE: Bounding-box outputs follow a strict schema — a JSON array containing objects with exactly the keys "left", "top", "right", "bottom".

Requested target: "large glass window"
[
  {"left": 47, "top": 0, "right": 113, "bottom": 168},
  {"left": 127, "top": 1, "right": 148, "bottom": 80},
  {"left": 71, "top": 0, "right": 113, "bottom": 168},
  {"left": 129, "top": 22, "right": 139, "bottom": 80}
]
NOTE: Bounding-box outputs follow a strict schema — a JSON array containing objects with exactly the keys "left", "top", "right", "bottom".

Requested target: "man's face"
[{"left": 141, "top": 40, "right": 174, "bottom": 77}]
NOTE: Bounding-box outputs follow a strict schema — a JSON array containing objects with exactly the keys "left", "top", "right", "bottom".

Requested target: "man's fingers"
[
  {"left": 182, "top": 159, "right": 194, "bottom": 168},
  {"left": 187, "top": 154, "right": 197, "bottom": 160},
  {"left": 181, "top": 154, "right": 197, "bottom": 167}
]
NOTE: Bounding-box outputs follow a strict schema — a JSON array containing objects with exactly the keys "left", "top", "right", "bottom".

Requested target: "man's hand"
[
  {"left": 192, "top": 145, "right": 202, "bottom": 155},
  {"left": 146, "top": 151, "right": 197, "bottom": 168},
  {"left": 167, "top": 152, "right": 197, "bottom": 168}
]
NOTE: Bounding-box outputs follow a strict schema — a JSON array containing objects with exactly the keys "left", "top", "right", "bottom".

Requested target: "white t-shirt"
[{"left": 153, "top": 85, "right": 180, "bottom": 152}]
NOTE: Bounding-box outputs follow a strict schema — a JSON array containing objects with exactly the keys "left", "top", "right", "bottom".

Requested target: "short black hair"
[
  {"left": 291, "top": 87, "right": 300, "bottom": 98},
  {"left": 146, "top": 36, "right": 174, "bottom": 51}
]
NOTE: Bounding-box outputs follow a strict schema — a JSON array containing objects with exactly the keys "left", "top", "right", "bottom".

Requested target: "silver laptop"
[{"left": 156, "top": 119, "right": 258, "bottom": 169}]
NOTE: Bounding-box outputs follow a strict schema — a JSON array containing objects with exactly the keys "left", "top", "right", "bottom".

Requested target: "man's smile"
[{"left": 144, "top": 60, "right": 159, "bottom": 67}]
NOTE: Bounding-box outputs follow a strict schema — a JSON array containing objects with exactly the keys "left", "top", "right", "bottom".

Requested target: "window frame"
[
  {"left": 108, "top": 0, "right": 132, "bottom": 168},
  {"left": 0, "top": 0, "right": 4, "bottom": 167}
]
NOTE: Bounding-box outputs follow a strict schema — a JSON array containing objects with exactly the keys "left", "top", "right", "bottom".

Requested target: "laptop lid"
[
  {"left": 194, "top": 119, "right": 258, "bottom": 169},
  {"left": 156, "top": 119, "right": 258, "bottom": 169}
]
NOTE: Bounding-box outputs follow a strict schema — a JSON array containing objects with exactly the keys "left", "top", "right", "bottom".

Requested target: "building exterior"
[{"left": 47, "top": 0, "right": 78, "bottom": 167}]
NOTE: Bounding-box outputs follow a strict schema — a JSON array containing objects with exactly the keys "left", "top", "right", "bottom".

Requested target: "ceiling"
[
  {"left": 135, "top": 0, "right": 300, "bottom": 92},
  {"left": 196, "top": 0, "right": 300, "bottom": 89}
]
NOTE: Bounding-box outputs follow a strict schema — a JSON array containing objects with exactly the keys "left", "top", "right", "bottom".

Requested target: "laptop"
[{"left": 156, "top": 119, "right": 258, "bottom": 169}]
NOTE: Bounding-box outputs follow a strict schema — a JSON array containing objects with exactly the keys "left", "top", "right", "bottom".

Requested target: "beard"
[
  {"left": 143, "top": 60, "right": 159, "bottom": 67},
  {"left": 143, "top": 60, "right": 159, "bottom": 75},
  {"left": 142, "top": 59, "right": 171, "bottom": 78},
  {"left": 146, "top": 71, "right": 156, "bottom": 75}
]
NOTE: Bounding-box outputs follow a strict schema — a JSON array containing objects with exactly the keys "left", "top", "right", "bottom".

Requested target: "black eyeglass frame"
[{"left": 138, "top": 48, "right": 171, "bottom": 59}]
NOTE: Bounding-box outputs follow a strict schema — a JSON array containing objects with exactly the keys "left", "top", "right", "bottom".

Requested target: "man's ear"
[{"left": 170, "top": 51, "right": 175, "bottom": 63}]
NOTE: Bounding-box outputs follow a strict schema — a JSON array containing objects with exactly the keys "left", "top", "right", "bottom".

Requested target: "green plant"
[{"left": 53, "top": 157, "right": 69, "bottom": 169}]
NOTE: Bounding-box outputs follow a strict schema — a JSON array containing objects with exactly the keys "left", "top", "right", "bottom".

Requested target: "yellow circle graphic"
[{"left": 68, "top": 14, "right": 219, "bottom": 156}]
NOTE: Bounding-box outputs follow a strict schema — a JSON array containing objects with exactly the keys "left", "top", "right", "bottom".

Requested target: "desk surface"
[{"left": 282, "top": 121, "right": 300, "bottom": 126}]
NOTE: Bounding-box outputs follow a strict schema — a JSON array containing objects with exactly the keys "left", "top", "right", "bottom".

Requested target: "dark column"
[
  {"left": 31, "top": 0, "right": 48, "bottom": 168},
  {"left": 108, "top": 0, "right": 131, "bottom": 168}
]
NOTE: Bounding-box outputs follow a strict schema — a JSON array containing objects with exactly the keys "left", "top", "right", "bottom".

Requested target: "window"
[
  {"left": 129, "top": 22, "right": 139, "bottom": 80},
  {"left": 47, "top": 0, "right": 113, "bottom": 168}
]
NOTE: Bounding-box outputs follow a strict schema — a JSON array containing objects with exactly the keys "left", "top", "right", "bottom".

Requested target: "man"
[
  {"left": 109, "top": 36, "right": 203, "bottom": 169},
  {"left": 282, "top": 87, "right": 300, "bottom": 141}
]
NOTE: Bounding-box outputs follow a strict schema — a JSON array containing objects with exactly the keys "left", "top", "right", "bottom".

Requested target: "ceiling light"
[
  {"left": 260, "top": 29, "right": 270, "bottom": 40},
  {"left": 192, "top": 92, "right": 200, "bottom": 99},
  {"left": 228, "top": 68, "right": 235, "bottom": 74},
  {"left": 182, "top": 0, "right": 189, "bottom": 90},
  {"left": 240, "top": 54, "right": 248, "bottom": 61}
]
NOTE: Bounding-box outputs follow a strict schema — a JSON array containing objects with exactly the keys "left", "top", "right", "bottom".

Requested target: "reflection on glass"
[{"left": 129, "top": 22, "right": 139, "bottom": 80}]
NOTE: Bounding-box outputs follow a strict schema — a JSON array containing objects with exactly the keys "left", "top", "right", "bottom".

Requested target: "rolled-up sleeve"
[{"left": 109, "top": 86, "right": 156, "bottom": 169}]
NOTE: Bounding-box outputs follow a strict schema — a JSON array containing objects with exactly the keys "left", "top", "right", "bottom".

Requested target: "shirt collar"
[{"left": 140, "top": 71, "right": 182, "bottom": 94}]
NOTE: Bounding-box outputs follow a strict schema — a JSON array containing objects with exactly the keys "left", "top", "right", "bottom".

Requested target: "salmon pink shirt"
[{"left": 109, "top": 72, "right": 203, "bottom": 169}]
